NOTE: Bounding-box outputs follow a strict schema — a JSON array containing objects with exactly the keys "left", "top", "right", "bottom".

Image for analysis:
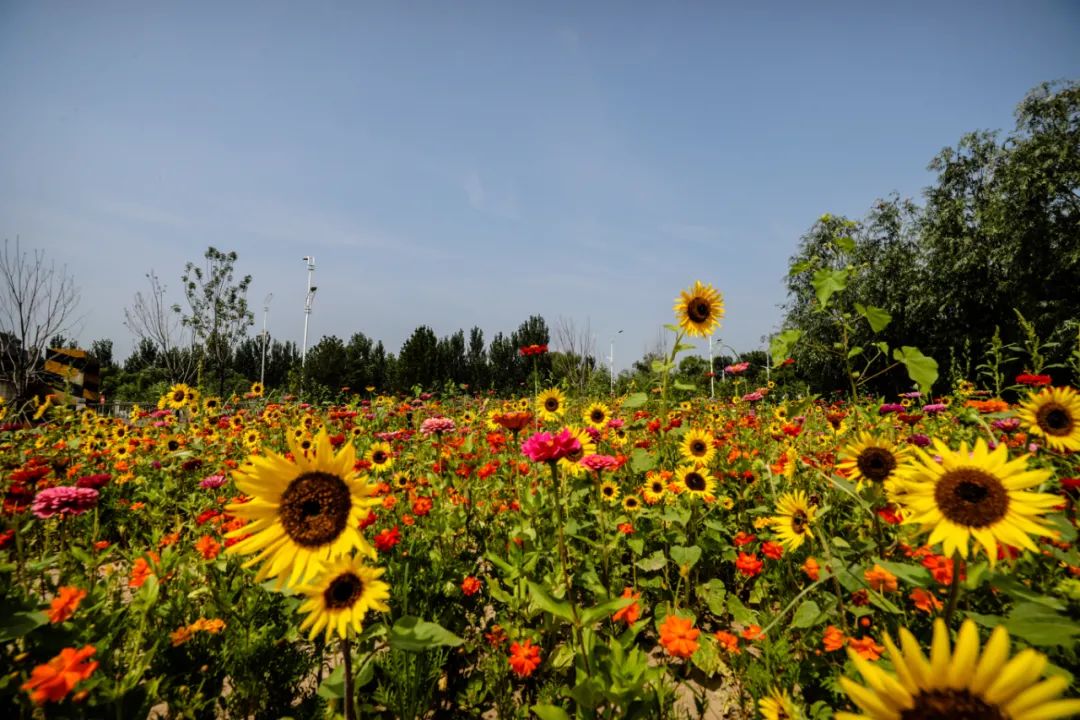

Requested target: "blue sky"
[{"left": 2, "top": 1, "right": 1078, "bottom": 371}]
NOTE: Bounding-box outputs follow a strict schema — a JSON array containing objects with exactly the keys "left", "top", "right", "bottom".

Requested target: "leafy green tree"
[
  {"left": 465, "top": 326, "right": 488, "bottom": 391},
  {"left": 177, "top": 247, "right": 254, "bottom": 395},
  {"left": 396, "top": 325, "right": 439, "bottom": 392}
]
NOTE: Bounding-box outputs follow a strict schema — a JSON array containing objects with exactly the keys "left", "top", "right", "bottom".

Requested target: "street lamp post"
[
  {"left": 301, "top": 257, "right": 317, "bottom": 368},
  {"left": 708, "top": 336, "right": 715, "bottom": 399},
  {"left": 609, "top": 329, "right": 623, "bottom": 396},
  {"left": 260, "top": 293, "right": 273, "bottom": 388}
]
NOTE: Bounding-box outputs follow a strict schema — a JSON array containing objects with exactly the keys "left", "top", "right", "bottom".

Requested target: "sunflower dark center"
[
  {"left": 934, "top": 468, "right": 1008, "bottom": 528},
  {"left": 567, "top": 447, "right": 584, "bottom": 462},
  {"left": 1036, "top": 402, "right": 1073, "bottom": 436},
  {"left": 651, "top": 481, "right": 664, "bottom": 493},
  {"left": 591, "top": 410, "right": 605, "bottom": 423},
  {"left": 279, "top": 471, "right": 352, "bottom": 547},
  {"left": 625, "top": 497, "right": 639, "bottom": 507},
  {"left": 168, "top": 440, "right": 180, "bottom": 451},
  {"left": 602, "top": 485, "right": 615, "bottom": 497},
  {"left": 685, "top": 472, "right": 707, "bottom": 492},
  {"left": 900, "top": 689, "right": 1004, "bottom": 720},
  {"left": 791, "top": 510, "right": 808, "bottom": 534},
  {"left": 323, "top": 572, "right": 364, "bottom": 610},
  {"left": 545, "top": 398, "right": 559, "bottom": 412},
  {"left": 372, "top": 451, "right": 388, "bottom": 464},
  {"left": 687, "top": 299, "right": 711, "bottom": 323},
  {"left": 690, "top": 440, "right": 707, "bottom": 455},
  {"left": 856, "top": 447, "right": 897, "bottom": 482},
  {"left": 173, "top": 391, "right": 185, "bottom": 401}
]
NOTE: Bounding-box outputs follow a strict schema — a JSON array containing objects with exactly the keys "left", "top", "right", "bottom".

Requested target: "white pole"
[
  {"left": 301, "top": 257, "right": 316, "bottom": 368},
  {"left": 609, "top": 329, "right": 622, "bottom": 397},
  {"left": 709, "top": 336, "right": 714, "bottom": 399},
  {"left": 260, "top": 293, "right": 273, "bottom": 387}
]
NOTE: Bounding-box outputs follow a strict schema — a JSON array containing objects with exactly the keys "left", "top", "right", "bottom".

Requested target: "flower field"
[{"left": 2, "top": 284, "right": 1080, "bottom": 720}]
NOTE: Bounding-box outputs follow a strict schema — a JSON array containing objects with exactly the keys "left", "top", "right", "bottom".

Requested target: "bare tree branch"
[{"left": 123, "top": 270, "right": 197, "bottom": 383}]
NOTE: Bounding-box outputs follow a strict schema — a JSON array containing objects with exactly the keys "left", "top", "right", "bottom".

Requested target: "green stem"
[
  {"left": 816, "top": 530, "right": 850, "bottom": 634},
  {"left": 342, "top": 635, "right": 355, "bottom": 720},
  {"left": 548, "top": 461, "right": 591, "bottom": 675},
  {"left": 944, "top": 553, "right": 965, "bottom": 626}
]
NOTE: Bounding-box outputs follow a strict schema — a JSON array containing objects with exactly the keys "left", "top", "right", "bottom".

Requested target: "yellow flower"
[
  {"left": 296, "top": 555, "right": 390, "bottom": 642},
  {"left": 1016, "top": 386, "right": 1080, "bottom": 452},
  {"left": 675, "top": 463, "right": 715, "bottom": 499},
  {"left": 759, "top": 687, "right": 801, "bottom": 720},
  {"left": 679, "top": 427, "right": 716, "bottom": 466},
  {"left": 536, "top": 388, "right": 566, "bottom": 422},
  {"left": 837, "top": 618, "right": 1080, "bottom": 720},
  {"left": 674, "top": 281, "right": 725, "bottom": 338},
  {"left": 582, "top": 402, "right": 611, "bottom": 429},
  {"left": 838, "top": 433, "right": 911, "bottom": 490},
  {"left": 768, "top": 490, "right": 816, "bottom": 551}
]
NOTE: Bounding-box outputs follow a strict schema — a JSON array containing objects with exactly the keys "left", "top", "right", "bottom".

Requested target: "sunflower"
[
  {"left": 296, "top": 555, "right": 390, "bottom": 642},
  {"left": 674, "top": 280, "right": 725, "bottom": 338},
  {"left": 365, "top": 442, "right": 395, "bottom": 472},
  {"left": 1017, "top": 386, "right": 1080, "bottom": 452},
  {"left": 769, "top": 490, "right": 816, "bottom": 551},
  {"left": 599, "top": 480, "right": 620, "bottom": 503},
  {"left": 250, "top": 382, "right": 264, "bottom": 397},
  {"left": 890, "top": 438, "right": 1058, "bottom": 566},
  {"left": 758, "top": 687, "right": 801, "bottom": 720},
  {"left": 558, "top": 427, "right": 596, "bottom": 479},
  {"left": 679, "top": 428, "right": 716, "bottom": 465},
  {"left": 583, "top": 402, "right": 611, "bottom": 429},
  {"left": 243, "top": 430, "right": 262, "bottom": 450},
  {"left": 610, "top": 427, "right": 628, "bottom": 447},
  {"left": 621, "top": 495, "right": 641, "bottom": 513},
  {"left": 836, "top": 617, "right": 1080, "bottom": 720},
  {"left": 838, "top": 433, "right": 911, "bottom": 490},
  {"left": 675, "top": 464, "right": 715, "bottom": 499},
  {"left": 225, "top": 429, "right": 380, "bottom": 588},
  {"left": 391, "top": 471, "right": 411, "bottom": 490},
  {"left": 164, "top": 383, "right": 198, "bottom": 410},
  {"left": 642, "top": 477, "right": 667, "bottom": 505},
  {"left": 203, "top": 396, "right": 222, "bottom": 414},
  {"left": 536, "top": 388, "right": 566, "bottom": 422}
]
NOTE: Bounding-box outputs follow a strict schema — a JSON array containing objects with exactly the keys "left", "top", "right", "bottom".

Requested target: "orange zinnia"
[
  {"left": 822, "top": 625, "right": 846, "bottom": 652},
  {"left": 508, "top": 639, "right": 541, "bottom": 678},
  {"left": 612, "top": 587, "right": 641, "bottom": 625},
  {"left": 129, "top": 557, "right": 154, "bottom": 588},
  {"left": 864, "top": 564, "right": 898, "bottom": 593},
  {"left": 21, "top": 645, "right": 98, "bottom": 704},
  {"left": 801, "top": 556, "right": 820, "bottom": 581},
  {"left": 47, "top": 586, "right": 87, "bottom": 624},
  {"left": 659, "top": 615, "right": 700, "bottom": 659},
  {"left": 910, "top": 587, "right": 943, "bottom": 614},
  {"left": 714, "top": 630, "right": 740, "bottom": 654},
  {"left": 848, "top": 635, "right": 885, "bottom": 661}
]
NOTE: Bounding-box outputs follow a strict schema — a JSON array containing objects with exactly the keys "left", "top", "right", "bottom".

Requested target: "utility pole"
[
  {"left": 709, "top": 336, "right": 715, "bottom": 399},
  {"left": 260, "top": 293, "right": 273, "bottom": 388},
  {"left": 609, "top": 329, "right": 623, "bottom": 397},
  {"left": 301, "top": 257, "right": 317, "bottom": 368}
]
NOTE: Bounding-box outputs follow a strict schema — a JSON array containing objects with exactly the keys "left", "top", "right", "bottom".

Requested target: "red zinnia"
[{"left": 508, "top": 639, "right": 542, "bottom": 677}]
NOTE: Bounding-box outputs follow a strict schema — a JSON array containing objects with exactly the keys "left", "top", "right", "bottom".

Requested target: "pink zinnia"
[
  {"left": 31, "top": 487, "right": 99, "bottom": 519},
  {"left": 420, "top": 417, "right": 456, "bottom": 436},
  {"left": 199, "top": 474, "right": 228, "bottom": 490},
  {"left": 580, "top": 454, "right": 620, "bottom": 473},
  {"left": 521, "top": 429, "right": 582, "bottom": 463}
]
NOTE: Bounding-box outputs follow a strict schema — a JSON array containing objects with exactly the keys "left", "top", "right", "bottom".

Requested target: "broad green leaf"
[
  {"left": 650, "top": 359, "right": 667, "bottom": 373},
  {"left": 875, "top": 560, "right": 931, "bottom": 588},
  {"left": 635, "top": 550, "right": 667, "bottom": 572},
  {"left": 388, "top": 616, "right": 465, "bottom": 651},
  {"left": 702, "top": 579, "right": 727, "bottom": 616},
  {"left": 673, "top": 381, "right": 696, "bottom": 391},
  {"left": 526, "top": 582, "right": 574, "bottom": 622},
  {"left": 532, "top": 705, "right": 571, "bottom": 720},
  {"left": 847, "top": 346, "right": 864, "bottom": 359},
  {"left": 854, "top": 303, "right": 892, "bottom": 333},
  {"left": 727, "top": 595, "right": 757, "bottom": 625},
  {"left": 789, "top": 259, "right": 813, "bottom": 277},
  {"left": 691, "top": 635, "right": 726, "bottom": 677},
  {"left": 892, "top": 346, "right": 938, "bottom": 395},
  {"left": 791, "top": 600, "right": 823, "bottom": 629},
  {"left": 630, "top": 448, "right": 657, "bottom": 473},
  {"left": 0, "top": 610, "right": 47, "bottom": 641},
  {"left": 316, "top": 663, "right": 345, "bottom": 700},
  {"left": 670, "top": 545, "right": 702, "bottom": 570},
  {"left": 834, "top": 235, "right": 856, "bottom": 254},
  {"left": 626, "top": 537, "right": 644, "bottom": 555},
  {"left": 622, "top": 392, "right": 648, "bottom": 409},
  {"left": 770, "top": 329, "right": 803, "bottom": 367},
  {"left": 582, "top": 595, "right": 635, "bottom": 625},
  {"left": 811, "top": 268, "right": 850, "bottom": 309},
  {"left": 549, "top": 644, "right": 576, "bottom": 670}
]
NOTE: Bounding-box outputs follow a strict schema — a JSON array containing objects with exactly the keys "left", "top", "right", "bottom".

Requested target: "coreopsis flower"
[
  {"left": 659, "top": 614, "right": 700, "bottom": 659},
  {"left": 21, "top": 645, "right": 98, "bottom": 705},
  {"left": 508, "top": 639, "right": 541, "bottom": 678},
  {"left": 47, "top": 586, "right": 87, "bottom": 624}
]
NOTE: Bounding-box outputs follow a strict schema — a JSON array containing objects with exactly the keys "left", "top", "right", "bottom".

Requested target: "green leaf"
[
  {"left": 691, "top": 636, "right": 726, "bottom": 677},
  {"left": 1005, "top": 602, "right": 1080, "bottom": 648},
  {"left": 316, "top": 663, "right": 345, "bottom": 700},
  {"left": 650, "top": 359, "right": 667, "bottom": 373},
  {"left": 847, "top": 346, "right": 864, "bottom": 359},
  {"left": 670, "top": 545, "right": 702, "bottom": 570},
  {"left": 626, "top": 537, "right": 644, "bottom": 556},
  {"left": 811, "top": 268, "right": 850, "bottom": 308},
  {"left": 549, "top": 644, "right": 576, "bottom": 670},
  {"left": 582, "top": 595, "right": 635, "bottom": 625},
  {"left": 635, "top": 550, "right": 667, "bottom": 572},
  {"left": 526, "top": 582, "right": 574, "bottom": 622},
  {"left": 673, "top": 381, "right": 696, "bottom": 391},
  {"left": 702, "top": 579, "right": 727, "bottom": 616},
  {"left": 854, "top": 303, "right": 892, "bottom": 333},
  {"left": 630, "top": 448, "right": 657, "bottom": 473},
  {"left": 0, "top": 610, "right": 47, "bottom": 641},
  {"left": 789, "top": 259, "right": 813, "bottom": 277},
  {"left": 532, "top": 704, "right": 571, "bottom": 720},
  {"left": 388, "top": 616, "right": 465, "bottom": 651},
  {"left": 622, "top": 392, "right": 648, "bottom": 409},
  {"left": 834, "top": 235, "right": 856, "bottom": 254},
  {"left": 875, "top": 560, "right": 931, "bottom": 588},
  {"left": 892, "top": 346, "right": 938, "bottom": 395},
  {"left": 727, "top": 595, "right": 757, "bottom": 625},
  {"left": 770, "top": 329, "right": 803, "bottom": 367},
  {"left": 791, "top": 600, "right": 823, "bottom": 629}
]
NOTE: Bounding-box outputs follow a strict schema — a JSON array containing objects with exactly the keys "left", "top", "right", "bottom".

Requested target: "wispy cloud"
[{"left": 461, "top": 170, "right": 519, "bottom": 219}]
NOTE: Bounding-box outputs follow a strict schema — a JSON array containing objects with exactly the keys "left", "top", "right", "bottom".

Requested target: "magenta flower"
[
  {"left": 521, "top": 429, "right": 582, "bottom": 463},
  {"left": 31, "top": 486, "right": 99, "bottom": 519},
  {"left": 420, "top": 417, "right": 456, "bottom": 436},
  {"left": 75, "top": 473, "right": 111, "bottom": 490},
  {"left": 923, "top": 403, "right": 948, "bottom": 415},
  {"left": 199, "top": 474, "right": 228, "bottom": 490},
  {"left": 742, "top": 391, "right": 764, "bottom": 403},
  {"left": 580, "top": 454, "right": 620, "bottom": 473}
]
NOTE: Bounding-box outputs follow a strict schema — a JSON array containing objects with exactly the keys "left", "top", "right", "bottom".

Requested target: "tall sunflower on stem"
[
  {"left": 225, "top": 429, "right": 381, "bottom": 589},
  {"left": 674, "top": 281, "right": 725, "bottom": 338}
]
